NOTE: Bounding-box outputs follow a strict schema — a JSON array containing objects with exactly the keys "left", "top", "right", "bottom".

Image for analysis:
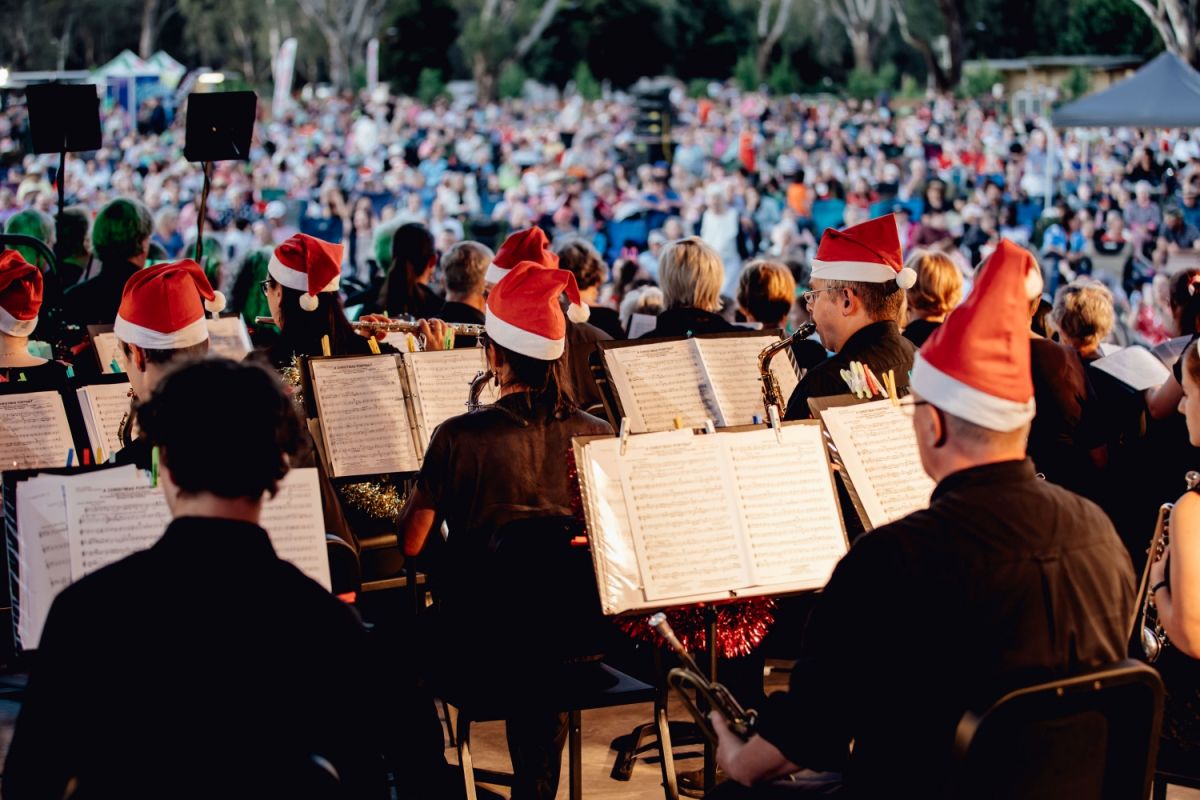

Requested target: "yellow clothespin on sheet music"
[
  {"left": 885, "top": 369, "right": 900, "bottom": 406},
  {"left": 367, "top": 336, "right": 381, "bottom": 355},
  {"left": 405, "top": 333, "right": 419, "bottom": 353},
  {"left": 618, "top": 417, "right": 631, "bottom": 455},
  {"left": 673, "top": 415, "right": 685, "bottom": 430},
  {"left": 320, "top": 335, "right": 331, "bottom": 357}
]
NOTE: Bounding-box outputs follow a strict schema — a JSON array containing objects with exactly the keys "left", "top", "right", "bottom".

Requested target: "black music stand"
[{"left": 183, "top": 91, "right": 256, "bottom": 263}]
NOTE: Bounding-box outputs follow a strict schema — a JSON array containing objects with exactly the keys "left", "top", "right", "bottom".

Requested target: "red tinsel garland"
[{"left": 617, "top": 598, "right": 776, "bottom": 659}]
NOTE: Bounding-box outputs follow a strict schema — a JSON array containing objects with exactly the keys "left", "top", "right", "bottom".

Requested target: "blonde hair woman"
[
  {"left": 640, "top": 237, "right": 736, "bottom": 338},
  {"left": 902, "top": 250, "right": 963, "bottom": 347}
]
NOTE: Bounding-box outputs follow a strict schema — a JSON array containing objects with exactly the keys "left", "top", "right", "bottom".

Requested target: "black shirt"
[
  {"left": 1027, "top": 338, "right": 1103, "bottom": 496},
  {"left": 754, "top": 460, "right": 1135, "bottom": 798},
  {"left": 902, "top": 317, "right": 941, "bottom": 348},
  {"left": 587, "top": 306, "right": 625, "bottom": 340},
  {"left": 59, "top": 259, "right": 141, "bottom": 329},
  {"left": 784, "top": 320, "right": 915, "bottom": 420},
  {"left": 436, "top": 300, "right": 486, "bottom": 348},
  {"left": 3, "top": 516, "right": 387, "bottom": 799},
  {"left": 639, "top": 306, "right": 736, "bottom": 339},
  {"left": 565, "top": 319, "right": 612, "bottom": 412},
  {"left": 0, "top": 359, "right": 69, "bottom": 389}
]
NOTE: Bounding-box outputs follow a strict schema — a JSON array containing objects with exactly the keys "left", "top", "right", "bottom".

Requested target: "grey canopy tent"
[{"left": 1051, "top": 51, "right": 1200, "bottom": 129}]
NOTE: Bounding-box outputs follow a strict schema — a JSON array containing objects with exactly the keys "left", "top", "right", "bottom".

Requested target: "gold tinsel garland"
[
  {"left": 339, "top": 480, "right": 405, "bottom": 522},
  {"left": 281, "top": 354, "right": 304, "bottom": 407}
]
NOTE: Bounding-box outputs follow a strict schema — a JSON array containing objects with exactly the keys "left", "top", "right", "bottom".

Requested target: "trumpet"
[
  {"left": 758, "top": 322, "right": 816, "bottom": 420},
  {"left": 649, "top": 612, "right": 757, "bottom": 745},
  {"left": 254, "top": 316, "right": 486, "bottom": 337},
  {"left": 1134, "top": 469, "right": 1200, "bottom": 662}
]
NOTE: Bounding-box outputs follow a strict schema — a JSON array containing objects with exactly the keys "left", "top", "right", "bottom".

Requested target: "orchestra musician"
[
  {"left": 900, "top": 249, "right": 962, "bottom": 348},
  {"left": 400, "top": 261, "right": 611, "bottom": 800},
  {"left": 0, "top": 250, "right": 68, "bottom": 386},
  {"left": 59, "top": 198, "right": 154, "bottom": 330},
  {"left": 710, "top": 241, "right": 1135, "bottom": 799},
  {"left": 111, "top": 260, "right": 221, "bottom": 468},
  {"left": 638, "top": 237, "right": 738, "bottom": 338},
  {"left": 3, "top": 359, "right": 389, "bottom": 799},
  {"left": 783, "top": 215, "right": 916, "bottom": 420}
]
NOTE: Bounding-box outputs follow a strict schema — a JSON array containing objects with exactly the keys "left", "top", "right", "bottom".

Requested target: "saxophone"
[
  {"left": 758, "top": 322, "right": 815, "bottom": 420},
  {"left": 1136, "top": 469, "right": 1200, "bottom": 662},
  {"left": 467, "top": 369, "right": 496, "bottom": 412}
]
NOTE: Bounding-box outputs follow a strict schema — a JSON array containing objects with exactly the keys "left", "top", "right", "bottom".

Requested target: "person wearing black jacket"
[
  {"left": 639, "top": 237, "right": 737, "bottom": 339},
  {"left": 60, "top": 198, "right": 153, "bottom": 329}
]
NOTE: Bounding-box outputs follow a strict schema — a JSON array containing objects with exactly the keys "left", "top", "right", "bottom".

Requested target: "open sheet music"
[
  {"left": 91, "top": 330, "right": 126, "bottom": 374},
  {"left": 812, "top": 398, "right": 935, "bottom": 530},
  {"left": 11, "top": 466, "right": 331, "bottom": 650},
  {"left": 204, "top": 316, "right": 254, "bottom": 362},
  {"left": 308, "top": 356, "right": 420, "bottom": 477},
  {"left": 573, "top": 423, "right": 846, "bottom": 613},
  {"left": 601, "top": 332, "right": 800, "bottom": 432},
  {"left": 1091, "top": 345, "right": 1171, "bottom": 391},
  {"left": 402, "top": 348, "right": 497, "bottom": 451},
  {"left": 0, "top": 390, "right": 74, "bottom": 470},
  {"left": 75, "top": 381, "right": 132, "bottom": 462}
]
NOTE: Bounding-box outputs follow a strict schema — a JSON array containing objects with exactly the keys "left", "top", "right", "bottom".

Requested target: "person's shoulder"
[
  {"left": 268, "top": 559, "right": 365, "bottom": 630},
  {"left": 53, "top": 548, "right": 158, "bottom": 611},
  {"left": 568, "top": 407, "right": 614, "bottom": 435},
  {"left": 570, "top": 319, "right": 613, "bottom": 343}
]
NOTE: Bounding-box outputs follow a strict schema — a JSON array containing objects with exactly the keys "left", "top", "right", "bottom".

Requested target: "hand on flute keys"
[
  {"left": 356, "top": 314, "right": 392, "bottom": 341},
  {"left": 418, "top": 319, "right": 453, "bottom": 351}
]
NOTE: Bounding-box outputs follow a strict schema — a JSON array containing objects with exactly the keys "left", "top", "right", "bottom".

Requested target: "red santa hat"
[
  {"left": 268, "top": 233, "right": 343, "bottom": 312},
  {"left": 910, "top": 239, "right": 1036, "bottom": 432},
  {"left": 113, "top": 259, "right": 225, "bottom": 349},
  {"left": 811, "top": 213, "right": 916, "bottom": 289},
  {"left": 485, "top": 261, "right": 588, "bottom": 360},
  {"left": 0, "top": 251, "right": 43, "bottom": 337},
  {"left": 485, "top": 226, "right": 558, "bottom": 286}
]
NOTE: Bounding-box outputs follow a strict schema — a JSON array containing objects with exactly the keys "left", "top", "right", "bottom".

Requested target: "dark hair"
[
  {"left": 489, "top": 339, "right": 576, "bottom": 416},
  {"left": 274, "top": 280, "right": 370, "bottom": 364},
  {"left": 555, "top": 237, "right": 607, "bottom": 291},
  {"left": 92, "top": 198, "right": 153, "bottom": 263},
  {"left": 379, "top": 223, "right": 435, "bottom": 316},
  {"left": 136, "top": 359, "right": 303, "bottom": 500},
  {"left": 119, "top": 339, "right": 209, "bottom": 365},
  {"left": 1168, "top": 268, "right": 1200, "bottom": 336},
  {"left": 55, "top": 206, "right": 91, "bottom": 260}
]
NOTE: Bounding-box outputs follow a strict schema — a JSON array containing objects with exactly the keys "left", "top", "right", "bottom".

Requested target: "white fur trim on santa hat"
[
  {"left": 205, "top": 291, "right": 227, "bottom": 314},
  {"left": 811, "top": 259, "right": 902, "bottom": 284},
  {"left": 485, "top": 306, "right": 565, "bottom": 361},
  {"left": 567, "top": 302, "right": 590, "bottom": 323},
  {"left": 0, "top": 305, "right": 37, "bottom": 337},
  {"left": 268, "top": 254, "right": 340, "bottom": 294},
  {"left": 910, "top": 352, "right": 1036, "bottom": 433},
  {"left": 484, "top": 262, "right": 512, "bottom": 287},
  {"left": 1025, "top": 265, "right": 1045, "bottom": 300},
  {"left": 114, "top": 313, "right": 209, "bottom": 350}
]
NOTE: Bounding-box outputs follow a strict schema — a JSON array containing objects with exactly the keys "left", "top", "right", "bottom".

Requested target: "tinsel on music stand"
[
  {"left": 618, "top": 598, "right": 776, "bottom": 659},
  {"left": 340, "top": 480, "right": 404, "bottom": 522},
  {"left": 281, "top": 354, "right": 304, "bottom": 406}
]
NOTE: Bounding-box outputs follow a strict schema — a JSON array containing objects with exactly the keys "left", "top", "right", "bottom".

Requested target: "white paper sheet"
[
  {"left": 694, "top": 335, "right": 799, "bottom": 427},
  {"left": 93, "top": 332, "right": 125, "bottom": 374},
  {"left": 309, "top": 356, "right": 419, "bottom": 476},
  {"left": 66, "top": 479, "right": 173, "bottom": 578},
  {"left": 76, "top": 382, "right": 132, "bottom": 462},
  {"left": 721, "top": 426, "right": 846, "bottom": 588},
  {"left": 205, "top": 316, "right": 253, "bottom": 362},
  {"left": 603, "top": 340, "right": 716, "bottom": 432},
  {"left": 259, "top": 468, "right": 331, "bottom": 590},
  {"left": 1152, "top": 335, "right": 1192, "bottom": 370},
  {"left": 1092, "top": 345, "right": 1172, "bottom": 391},
  {"left": 626, "top": 314, "right": 657, "bottom": 339},
  {"left": 619, "top": 431, "right": 751, "bottom": 600},
  {"left": 818, "top": 400, "right": 935, "bottom": 529},
  {"left": 0, "top": 391, "right": 74, "bottom": 470},
  {"left": 403, "top": 348, "right": 496, "bottom": 452}
]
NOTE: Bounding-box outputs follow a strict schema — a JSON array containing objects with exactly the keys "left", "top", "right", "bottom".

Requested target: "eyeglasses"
[
  {"left": 260, "top": 278, "right": 274, "bottom": 296},
  {"left": 897, "top": 398, "right": 932, "bottom": 418},
  {"left": 802, "top": 288, "right": 838, "bottom": 307}
]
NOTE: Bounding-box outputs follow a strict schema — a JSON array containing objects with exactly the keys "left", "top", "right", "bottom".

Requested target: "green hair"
[
  {"left": 238, "top": 248, "right": 274, "bottom": 325},
  {"left": 187, "top": 235, "right": 224, "bottom": 287},
  {"left": 373, "top": 217, "right": 404, "bottom": 266},
  {"left": 92, "top": 198, "right": 153, "bottom": 264},
  {"left": 4, "top": 209, "right": 54, "bottom": 267}
]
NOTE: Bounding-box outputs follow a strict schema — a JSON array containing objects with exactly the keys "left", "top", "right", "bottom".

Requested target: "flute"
[{"left": 254, "top": 316, "right": 485, "bottom": 337}]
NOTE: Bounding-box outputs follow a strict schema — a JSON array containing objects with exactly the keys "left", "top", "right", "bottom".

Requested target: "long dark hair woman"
[{"left": 377, "top": 222, "right": 443, "bottom": 319}]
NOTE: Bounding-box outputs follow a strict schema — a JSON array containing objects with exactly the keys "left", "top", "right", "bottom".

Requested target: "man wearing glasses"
[
  {"left": 709, "top": 240, "right": 1133, "bottom": 800},
  {"left": 783, "top": 215, "right": 917, "bottom": 420}
]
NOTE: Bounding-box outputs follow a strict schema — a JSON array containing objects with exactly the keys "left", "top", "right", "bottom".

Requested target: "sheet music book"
[
  {"left": 75, "top": 381, "right": 132, "bottom": 462},
  {"left": 573, "top": 423, "right": 847, "bottom": 613},
  {"left": 0, "top": 390, "right": 74, "bottom": 471},
  {"left": 13, "top": 466, "right": 331, "bottom": 649},
  {"left": 308, "top": 355, "right": 420, "bottom": 477},
  {"left": 1152, "top": 334, "right": 1192, "bottom": 369},
  {"left": 401, "top": 348, "right": 497, "bottom": 451},
  {"left": 1092, "top": 345, "right": 1172, "bottom": 391},
  {"left": 811, "top": 397, "right": 935, "bottom": 531},
  {"left": 90, "top": 329, "right": 126, "bottom": 374},
  {"left": 205, "top": 316, "right": 254, "bottom": 362},
  {"left": 600, "top": 332, "right": 800, "bottom": 433}
]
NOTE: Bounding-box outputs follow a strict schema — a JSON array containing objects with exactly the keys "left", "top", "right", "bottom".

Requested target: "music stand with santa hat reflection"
[{"left": 183, "top": 91, "right": 257, "bottom": 266}]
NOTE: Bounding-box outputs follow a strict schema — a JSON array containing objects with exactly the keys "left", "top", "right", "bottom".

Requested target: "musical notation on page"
[
  {"left": 603, "top": 341, "right": 715, "bottom": 432},
  {"left": 259, "top": 468, "right": 331, "bottom": 590},
  {"left": 694, "top": 335, "right": 799, "bottom": 427},
  {"left": 77, "top": 381, "right": 133, "bottom": 459},
  {"left": 403, "top": 349, "right": 496, "bottom": 451},
  {"left": 0, "top": 391, "right": 74, "bottom": 471},
  {"left": 66, "top": 481, "right": 173, "bottom": 578},
  {"left": 309, "top": 356, "right": 419, "bottom": 476}
]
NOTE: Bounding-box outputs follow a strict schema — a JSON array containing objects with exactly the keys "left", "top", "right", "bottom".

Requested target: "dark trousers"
[
  {"left": 705, "top": 771, "right": 844, "bottom": 799},
  {"left": 505, "top": 709, "right": 569, "bottom": 800}
]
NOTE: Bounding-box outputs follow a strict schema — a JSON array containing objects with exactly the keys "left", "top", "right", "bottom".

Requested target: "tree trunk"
[
  {"left": 58, "top": 12, "right": 75, "bottom": 71},
  {"left": 325, "top": 31, "right": 350, "bottom": 89},
  {"left": 139, "top": 0, "right": 159, "bottom": 58},
  {"left": 474, "top": 51, "right": 495, "bottom": 103},
  {"left": 756, "top": 0, "right": 795, "bottom": 78},
  {"left": 849, "top": 28, "right": 872, "bottom": 72},
  {"left": 938, "top": 0, "right": 964, "bottom": 89}
]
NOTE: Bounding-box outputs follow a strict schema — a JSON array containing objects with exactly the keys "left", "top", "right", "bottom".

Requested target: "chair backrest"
[{"left": 951, "top": 659, "right": 1163, "bottom": 800}]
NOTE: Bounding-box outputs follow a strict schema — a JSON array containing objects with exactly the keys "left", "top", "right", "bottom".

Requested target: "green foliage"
[
  {"left": 845, "top": 63, "right": 898, "bottom": 100},
  {"left": 767, "top": 60, "right": 800, "bottom": 95},
  {"left": 417, "top": 68, "right": 448, "bottom": 105},
  {"left": 899, "top": 73, "right": 923, "bottom": 98},
  {"left": 733, "top": 54, "right": 761, "bottom": 91},
  {"left": 1063, "top": 65, "right": 1090, "bottom": 99},
  {"left": 573, "top": 62, "right": 601, "bottom": 100},
  {"left": 497, "top": 62, "right": 528, "bottom": 99},
  {"left": 688, "top": 78, "right": 712, "bottom": 98},
  {"left": 961, "top": 62, "right": 1002, "bottom": 98}
]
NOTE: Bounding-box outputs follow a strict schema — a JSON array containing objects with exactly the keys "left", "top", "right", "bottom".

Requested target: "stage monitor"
[
  {"left": 25, "top": 83, "right": 102, "bottom": 155},
  {"left": 184, "top": 91, "right": 257, "bottom": 163}
]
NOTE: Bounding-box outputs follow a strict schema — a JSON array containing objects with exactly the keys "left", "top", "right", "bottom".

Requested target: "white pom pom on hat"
[
  {"left": 895, "top": 267, "right": 917, "bottom": 290},
  {"left": 298, "top": 292, "right": 320, "bottom": 312},
  {"left": 204, "top": 290, "right": 227, "bottom": 314},
  {"left": 567, "top": 302, "right": 591, "bottom": 323}
]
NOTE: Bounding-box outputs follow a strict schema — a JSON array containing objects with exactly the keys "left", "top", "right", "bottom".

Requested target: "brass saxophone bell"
[{"left": 1141, "top": 625, "right": 1163, "bottom": 663}]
